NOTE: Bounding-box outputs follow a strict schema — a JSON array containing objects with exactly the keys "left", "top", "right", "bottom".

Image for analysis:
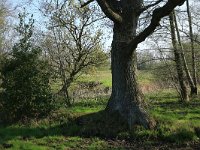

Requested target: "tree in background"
[
  {"left": 186, "top": 0, "right": 197, "bottom": 96},
  {"left": 41, "top": 0, "right": 107, "bottom": 106},
  {"left": 0, "top": 0, "right": 8, "bottom": 57},
  {"left": 0, "top": 12, "right": 55, "bottom": 122},
  {"left": 137, "top": 51, "right": 156, "bottom": 70},
  {"left": 145, "top": 1, "right": 200, "bottom": 101},
  {"left": 169, "top": 11, "right": 189, "bottom": 102},
  {"left": 172, "top": 9, "right": 197, "bottom": 98}
]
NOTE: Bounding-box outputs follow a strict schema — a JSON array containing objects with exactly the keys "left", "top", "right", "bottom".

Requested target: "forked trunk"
[
  {"left": 94, "top": 0, "right": 186, "bottom": 130},
  {"left": 169, "top": 12, "right": 189, "bottom": 102},
  {"left": 106, "top": 23, "right": 155, "bottom": 129},
  {"left": 173, "top": 12, "right": 197, "bottom": 96},
  {"left": 186, "top": 0, "right": 198, "bottom": 96}
]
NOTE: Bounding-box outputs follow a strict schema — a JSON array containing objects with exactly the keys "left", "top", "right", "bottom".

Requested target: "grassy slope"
[
  {"left": 77, "top": 69, "right": 155, "bottom": 87},
  {"left": 77, "top": 70, "right": 112, "bottom": 87},
  {"left": 0, "top": 70, "right": 200, "bottom": 149}
]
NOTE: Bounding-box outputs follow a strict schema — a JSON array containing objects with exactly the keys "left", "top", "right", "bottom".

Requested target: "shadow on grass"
[
  {"left": 153, "top": 99, "right": 200, "bottom": 110},
  {"left": 1, "top": 107, "right": 200, "bottom": 149},
  {"left": 0, "top": 110, "right": 128, "bottom": 146}
]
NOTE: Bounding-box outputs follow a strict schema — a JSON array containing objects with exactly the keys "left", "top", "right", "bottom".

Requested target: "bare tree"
[
  {"left": 186, "top": 0, "right": 198, "bottom": 95},
  {"left": 172, "top": 10, "right": 197, "bottom": 98},
  {"left": 41, "top": 0, "right": 107, "bottom": 106},
  {"left": 0, "top": 1, "right": 9, "bottom": 53},
  {"left": 169, "top": 11, "right": 189, "bottom": 102}
]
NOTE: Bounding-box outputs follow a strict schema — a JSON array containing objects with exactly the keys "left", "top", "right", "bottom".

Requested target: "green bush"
[{"left": 0, "top": 13, "right": 55, "bottom": 122}]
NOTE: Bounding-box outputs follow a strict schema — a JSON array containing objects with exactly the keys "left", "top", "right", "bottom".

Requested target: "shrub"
[{"left": 0, "top": 13, "right": 55, "bottom": 122}]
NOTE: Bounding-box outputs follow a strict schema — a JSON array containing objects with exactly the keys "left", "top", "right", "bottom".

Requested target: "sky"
[
  {"left": 8, "top": 0, "right": 113, "bottom": 50},
  {"left": 9, "top": 0, "right": 43, "bottom": 23},
  {"left": 7, "top": 0, "right": 198, "bottom": 52}
]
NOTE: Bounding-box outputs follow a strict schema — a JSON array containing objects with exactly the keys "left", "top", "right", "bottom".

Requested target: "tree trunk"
[
  {"left": 95, "top": 0, "right": 186, "bottom": 130},
  {"left": 106, "top": 23, "right": 155, "bottom": 129},
  {"left": 186, "top": 0, "right": 198, "bottom": 96},
  {"left": 173, "top": 12, "right": 197, "bottom": 97},
  {"left": 63, "top": 84, "right": 71, "bottom": 106},
  {"left": 169, "top": 12, "right": 189, "bottom": 102}
]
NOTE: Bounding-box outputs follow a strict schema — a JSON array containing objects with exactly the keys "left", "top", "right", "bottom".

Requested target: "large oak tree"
[{"left": 81, "top": 0, "right": 186, "bottom": 129}]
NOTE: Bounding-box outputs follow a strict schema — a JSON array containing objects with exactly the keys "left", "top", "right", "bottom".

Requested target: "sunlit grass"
[
  {"left": 77, "top": 69, "right": 155, "bottom": 88},
  {"left": 137, "top": 70, "right": 156, "bottom": 84},
  {"left": 78, "top": 70, "right": 112, "bottom": 87},
  {"left": 1, "top": 90, "right": 200, "bottom": 149},
  {"left": 1, "top": 69, "right": 200, "bottom": 149}
]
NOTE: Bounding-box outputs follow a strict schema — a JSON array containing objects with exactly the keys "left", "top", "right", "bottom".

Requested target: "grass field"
[
  {"left": 0, "top": 70, "right": 200, "bottom": 149},
  {"left": 77, "top": 69, "right": 155, "bottom": 87}
]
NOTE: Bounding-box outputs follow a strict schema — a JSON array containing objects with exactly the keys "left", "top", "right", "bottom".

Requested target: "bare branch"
[
  {"left": 80, "top": 0, "right": 94, "bottom": 8},
  {"left": 139, "top": 0, "right": 164, "bottom": 14},
  {"left": 96, "top": 0, "right": 122, "bottom": 23},
  {"left": 129, "top": 0, "right": 186, "bottom": 53}
]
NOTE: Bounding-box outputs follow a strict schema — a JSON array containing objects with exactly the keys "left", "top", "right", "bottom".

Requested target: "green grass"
[
  {"left": 1, "top": 70, "right": 200, "bottom": 149},
  {"left": 77, "top": 69, "right": 155, "bottom": 88},
  {"left": 1, "top": 90, "right": 200, "bottom": 149},
  {"left": 137, "top": 70, "right": 156, "bottom": 84},
  {"left": 0, "top": 97, "right": 119, "bottom": 149},
  {"left": 50, "top": 69, "right": 156, "bottom": 96},
  {"left": 78, "top": 70, "right": 112, "bottom": 87},
  {"left": 146, "top": 89, "right": 200, "bottom": 143}
]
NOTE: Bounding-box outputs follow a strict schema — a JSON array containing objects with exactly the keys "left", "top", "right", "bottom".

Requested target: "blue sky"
[
  {"left": 9, "top": 0, "right": 42, "bottom": 21},
  {"left": 8, "top": 0, "right": 196, "bottom": 52},
  {"left": 9, "top": 0, "right": 48, "bottom": 32}
]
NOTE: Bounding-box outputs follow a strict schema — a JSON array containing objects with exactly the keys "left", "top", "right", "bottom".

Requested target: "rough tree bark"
[
  {"left": 106, "top": 22, "right": 152, "bottom": 128},
  {"left": 82, "top": 0, "right": 186, "bottom": 129},
  {"left": 169, "top": 11, "right": 189, "bottom": 102}
]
